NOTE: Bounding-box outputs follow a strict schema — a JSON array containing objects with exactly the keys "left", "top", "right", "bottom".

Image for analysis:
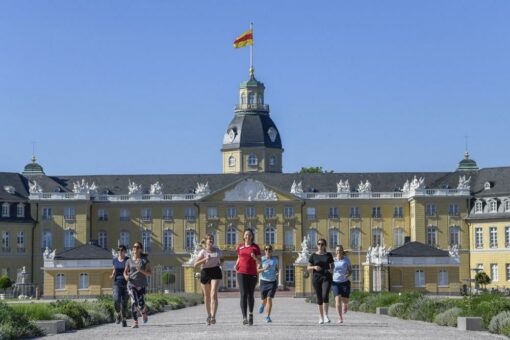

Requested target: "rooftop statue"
[
  {"left": 150, "top": 181, "right": 163, "bottom": 195},
  {"left": 29, "top": 180, "right": 42, "bottom": 194},
  {"left": 195, "top": 182, "right": 210, "bottom": 195},
  {"left": 336, "top": 180, "right": 350, "bottom": 193},
  {"left": 357, "top": 180, "right": 372, "bottom": 193},
  {"left": 290, "top": 180, "right": 303, "bottom": 194},
  {"left": 128, "top": 180, "right": 142, "bottom": 195},
  {"left": 457, "top": 175, "right": 471, "bottom": 190}
]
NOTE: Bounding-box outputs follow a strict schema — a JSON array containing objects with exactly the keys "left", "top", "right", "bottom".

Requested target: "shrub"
[
  {"left": 0, "top": 302, "right": 43, "bottom": 339},
  {"left": 462, "top": 294, "right": 510, "bottom": 328},
  {"left": 10, "top": 303, "right": 54, "bottom": 321},
  {"left": 358, "top": 303, "right": 369, "bottom": 313},
  {"left": 488, "top": 311, "right": 510, "bottom": 334},
  {"left": 348, "top": 300, "right": 361, "bottom": 312},
  {"left": 50, "top": 300, "right": 90, "bottom": 329},
  {"left": 388, "top": 302, "right": 406, "bottom": 317},
  {"left": 405, "top": 298, "right": 442, "bottom": 322},
  {"left": 52, "top": 313, "right": 76, "bottom": 330},
  {"left": 434, "top": 307, "right": 462, "bottom": 327}
]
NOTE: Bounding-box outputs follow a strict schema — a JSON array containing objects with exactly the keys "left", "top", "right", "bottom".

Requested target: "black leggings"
[
  {"left": 312, "top": 276, "right": 332, "bottom": 305},
  {"left": 237, "top": 273, "right": 257, "bottom": 318}
]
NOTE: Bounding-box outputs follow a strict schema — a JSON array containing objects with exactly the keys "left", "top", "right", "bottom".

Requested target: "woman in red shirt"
[{"left": 236, "top": 229, "right": 261, "bottom": 325}]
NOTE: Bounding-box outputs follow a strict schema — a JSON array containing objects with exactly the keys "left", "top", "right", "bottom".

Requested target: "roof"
[
  {"left": 22, "top": 156, "right": 45, "bottom": 175},
  {"left": 55, "top": 243, "right": 112, "bottom": 260},
  {"left": 222, "top": 113, "right": 283, "bottom": 150},
  {"left": 457, "top": 152, "right": 479, "bottom": 172},
  {"left": 471, "top": 167, "right": 510, "bottom": 197},
  {"left": 0, "top": 172, "right": 30, "bottom": 202},
  {"left": 389, "top": 242, "right": 450, "bottom": 257}
]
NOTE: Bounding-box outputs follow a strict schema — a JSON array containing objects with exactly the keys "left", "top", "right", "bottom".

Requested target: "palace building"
[{"left": 1, "top": 68, "right": 510, "bottom": 297}]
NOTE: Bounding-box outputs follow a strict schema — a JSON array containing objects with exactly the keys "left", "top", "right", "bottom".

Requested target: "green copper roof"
[
  {"left": 22, "top": 156, "right": 45, "bottom": 175},
  {"left": 240, "top": 67, "right": 265, "bottom": 88},
  {"left": 457, "top": 151, "right": 479, "bottom": 171}
]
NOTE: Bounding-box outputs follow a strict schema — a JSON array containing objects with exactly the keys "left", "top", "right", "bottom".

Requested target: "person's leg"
[
  {"left": 312, "top": 278, "right": 324, "bottom": 320},
  {"left": 247, "top": 275, "right": 257, "bottom": 314},
  {"left": 202, "top": 283, "right": 212, "bottom": 318},
  {"left": 342, "top": 281, "right": 351, "bottom": 313},
  {"left": 322, "top": 280, "right": 332, "bottom": 319},
  {"left": 112, "top": 285, "right": 121, "bottom": 322},
  {"left": 210, "top": 279, "right": 221, "bottom": 319},
  {"left": 139, "top": 288, "right": 148, "bottom": 322},
  {"left": 266, "top": 297, "right": 273, "bottom": 316},
  {"left": 121, "top": 285, "right": 129, "bottom": 322},
  {"left": 335, "top": 295, "right": 342, "bottom": 320},
  {"left": 127, "top": 286, "right": 139, "bottom": 324},
  {"left": 237, "top": 274, "right": 248, "bottom": 320},
  {"left": 266, "top": 281, "right": 277, "bottom": 318}
]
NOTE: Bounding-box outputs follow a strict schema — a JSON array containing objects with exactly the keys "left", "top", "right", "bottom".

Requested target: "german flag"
[{"left": 233, "top": 29, "right": 253, "bottom": 48}]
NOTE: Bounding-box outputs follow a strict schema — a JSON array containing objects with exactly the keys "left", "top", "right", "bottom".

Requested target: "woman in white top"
[
  {"left": 332, "top": 244, "right": 352, "bottom": 323},
  {"left": 194, "top": 234, "right": 222, "bottom": 325}
]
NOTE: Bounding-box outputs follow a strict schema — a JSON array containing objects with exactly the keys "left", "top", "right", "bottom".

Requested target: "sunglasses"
[
  {"left": 118, "top": 249, "right": 126, "bottom": 252},
  {"left": 265, "top": 248, "right": 272, "bottom": 251},
  {"left": 317, "top": 243, "right": 326, "bottom": 246}
]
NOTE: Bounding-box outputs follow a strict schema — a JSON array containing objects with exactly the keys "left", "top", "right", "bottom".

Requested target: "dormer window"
[
  {"left": 504, "top": 199, "right": 510, "bottom": 213},
  {"left": 3, "top": 186, "right": 15, "bottom": 194},
  {"left": 489, "top": 199, "right": 498, "bottom": 213},
  {"left": 16, "top": 204, "right": 25, "bottom": 218},
  {"left": 1, "top": 203, "right": 9, "bottom": 217},
  {"left": 248, "top": 154, "right": 258, "bottom": 167},
  {"left": 484, "top": 182, "right": 491, "bottom": 191},
  {"left": 474, "top": 200, "right": 483, "bottom": 214}
]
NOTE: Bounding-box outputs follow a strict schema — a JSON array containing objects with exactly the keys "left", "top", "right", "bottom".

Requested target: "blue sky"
[{"left": 0, "top": 1, "right": 509, "bottom": 175}]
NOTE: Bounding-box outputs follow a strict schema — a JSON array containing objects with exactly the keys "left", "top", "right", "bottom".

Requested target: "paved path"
[{"left": 45, "top": 297, "right": 504, "bottom": 340}]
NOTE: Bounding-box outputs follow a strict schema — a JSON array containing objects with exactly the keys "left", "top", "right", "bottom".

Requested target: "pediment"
[{"left": 201, "top": 178, "right": 300, "bottom": 202}]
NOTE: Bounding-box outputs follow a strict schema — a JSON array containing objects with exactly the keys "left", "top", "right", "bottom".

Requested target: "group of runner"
[{"left": 110, "top": 229, "right": 352, "bottom": 328}]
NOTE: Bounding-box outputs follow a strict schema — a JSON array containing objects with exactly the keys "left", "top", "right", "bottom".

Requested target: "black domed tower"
[{"left": 222, "top": 67, "right": 283, "bottom": 173}]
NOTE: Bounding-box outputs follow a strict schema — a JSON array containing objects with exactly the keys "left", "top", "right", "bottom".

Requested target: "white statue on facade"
[
  {"left": 402, "top": 180, "right": 410, "bottom": 193},
  {"left": 290, "top": 180, "right": 303, "bottom": 194},
  {"left": 448, "top": 244, "right": 459, "bottom": 257},
  {"left": 195, "top": 182, "right": 210, "bottom": 195},
  {"left": 409, "top": 176, "right": 425, "bottom": 191},
  {"left": 88, "top": 182, "right": 98, "bottom": 195},
  {"left": 150, "top": 181, "right": 163, "bottom": 195},
  {"left": 365, "top": 245, "right": 391, "bottom": 265},
  {"left": 295, "top": 236, "right": 311, "bottom": 264},
  {"left": 43, "top": 247, "right": 56, "bottom": 260},
  {"left": 336, "top": 180, "right": 350, "bottom": 193},
  {"left": 128, "top": 180, "right": 142, "bottom": 195},
  {"left": 29, "top": 180, "right": 42, "bottom": 193},
  {"left": 357, "top": 180, "right": 372, "bottom": 193},
  {"left": 457, "top": 176, "right": 471, "bottom": 190},
  {"left": 186, "top": 235, "right": 202, "bottom": 265}
]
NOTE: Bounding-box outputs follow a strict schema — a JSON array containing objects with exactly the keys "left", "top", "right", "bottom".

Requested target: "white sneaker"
[
  {"left": 318, "top": 317, "right": 324, "bottom": 324},
  {"left": 324, "top": 315, "right": 331, "bottom": 323}
]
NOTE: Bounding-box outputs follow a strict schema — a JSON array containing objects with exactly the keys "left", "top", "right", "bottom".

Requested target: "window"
[
  {"left": 207, "top": 207, "right": 218, "bottom": 219},
  {"left": 185, "top": 229, "right": 195, "bottom": 249},
  {"left": 120, "top": 208, "right": 130, "bottom": 222},
  {"left": 245, "top": 207, "right": 256, "bottom": 219},
  {"left": 449, "top": 226, "right": 460, "bottom": 247},
  {"left": 64, "top": 230, "right": 76, "bottom": 250},
  {"left": 185, "top": 207, "right": 196, "bottom": 221},
  {"left": 241, "top": 93, "right": 246, "bottom": 104},
  {"left": 426, "top": 204, "right": 437, "bottom": 217},
  {"left": 226, "top": 225, "right": 237, "bottom": 245},
  {"left": 475, "top": 227, "right": 483, "bottom": 248},
  {"left": 306, "top": 207, "right": 316, "bottom": 220},
  {"left": 506, "top": 227, "right": 510, "bottom": 247},
  {"left": 98, "top": 209, "right": 108, "bottom": 221},
  {"left": 474, "top": 200, "right": 483, "bottom": 214},
  {"left": 485, "top": 182, "right": 491, "bottom": 190},
  {"left": 393, "top": 206, "right": 403, "bottom": 218},
  {"left": 265, "top": 207, "right": 275, "bottom": 219},
  {"left": 371, "top": 207, "right": 381, "bottom": 218},
  {"left": 248, "top": 154, "right": 258, "bottom": 167},
  {"left": 476, "top": 263, "right": 483, "bottom": 271},
  {"left": 226, "top": 207, "right": 237, "bottom": 219},
  {"left": 142, "top": 231, "right": 152, "bottom": 252},
  {"left": 284, "top": 229, "right": 294, "bottom": 249},
  {"left": 329, "top": 228, "right": 339, "bottom": 248},
  {"left": 448, "top": 203, "right": 460, "bottom": 217},
  {"left": 352, "top": 265, "right": 360, "bottom": 282},
  {"left": 1, "top": 231, "right": 10, "bottom": 252},
  {"left": 505, "top": 200, "right": 510, "bottom": 213},
  {"left": 264, "top": 225, "right": 276, "bottom": 245},
  {"left": 162, "top": 208, "right": 173, "bottom": 221},
  {"left": 372, "top": 228, "right": 383, "bottom": 247},
  {"left": 489, "top": 200, "right": 498, "bottom": 213},
  {"left": 285, "top": 265, "right": 294, "bottom": 283},
  {"left": 79, "top": 273, "right": 89, "bottom": 289},
  {"left": 140, "top": 208, "right": 152, "bottom": 222},
  {"left": 248, "top": 93, "right": 254, "bottom": 104},
  {"left": 55, "top": 273, "right": 65, "bottom": 290},
  {"left": 506, "top": 264, "right": 510, "bottom": 282},
  {"left": 393, "top": 228, "right": 404, "bottom": 247},
  {"left": 350, "top": 207, "right": 360, "bottom": 218},
  {"left": 228, "top": 156, "right": 236, "bottom": 167},
  {"left": 64, "top": 207, "right": 76, "bottom": 221},
  {"left": 438, "top": 270, "right": 448, "bottom": 286},
  {"left": 163, "top": 229, "right": 173, "bottom": 251},
  {"left": 16, "top": 231, "right": 25, "bottom": 252},
  {"left": 16, "top": 204, "right": 25, "bottom": 218},
  {"left": 42, "top": 207, "right": 52, "bottom": 220},
  {"left": 350, "top": 228, "right": 361, "bottom": 250},
  {"left": 490, "top": 227, "right": 498, "bottom": 248},
  {"left": 119, "top": 231, "right": 130, "bottom": 247},
  {"left": 491, "top": 264, "right": 499, "bottom": 282},
  {"left": 98, "top": 231, "right": 107, "bottom": 249},
  {"left": 328, "top": 207, "right": 339, "bottom": 219},
  {"left": 283, "top": 207, "right": 294, "bottom": 219},
  {"left": 426, "top": 226, "right": 438, "bottom": 247},
  {"left": 42, "top": 230, "right": 52, "bottom": 249},
  {"left": 269, "top": 156, "right": 276, "bottom": 167},
  {"left": 415, "top": 270, "right": 425, "bottom": 287},
  {"left": 1, "top": 203, "right": 9, "bottom": 217},
  {"left": 307, "top": 229, "right": 317, "bottom": 247}
]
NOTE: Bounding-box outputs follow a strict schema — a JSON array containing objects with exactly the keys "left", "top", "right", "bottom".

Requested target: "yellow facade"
[{"left": 43, "top": 269, "right": 111, "bottom": 298}]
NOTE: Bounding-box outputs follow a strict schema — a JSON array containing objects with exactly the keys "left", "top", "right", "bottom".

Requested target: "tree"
[
  {"left": 299, "top": 166, "right": 333, "bottom": 174},
  {"left": 0, "top": 276, "right": 13, "bottom": 293},
  {"left": 475, "top": 271, "right": 491, "bottom": 289}
]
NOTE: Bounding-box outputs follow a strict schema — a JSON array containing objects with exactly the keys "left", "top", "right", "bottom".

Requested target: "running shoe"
[
  {"left": 115, "top": 313, "right": 121, "bottom": 324},
  {"left": 206, "top": 316, "right": 211, "bottom": 325},
  {"left": 318, "top": 317, "right": 324, "bottom": 324},
  {"left": 142, "top": 312, "right": 148, "bottom": 324},
  {"left": 258, "top": 305, "right": 265, "bottom": 314},
  {"left": 248, "top": 314, "right": 253, "bottom": 325},
  {"left": 243, "top": 318, "right": 248, "bottom": 325},
  {"left": 210, "top": 316, "right": 216, "bottom": 325},
  {"left": 122, "top": 320, "right": 127, "bottom": 327},
  {"left": 337, "top": 317, "right": 343, "bottom": 324},
  {"left": 131, "top": 321, "right": 139, "bottom": 328},
  {"left": 343, "top": 304, "right": 348, "bottom": 314},
  {"left": 264, "top": 316, "right": 272, "bottom": 323},
  {"left": 324, "top": 315, "right": 331, "bottom": 323}
]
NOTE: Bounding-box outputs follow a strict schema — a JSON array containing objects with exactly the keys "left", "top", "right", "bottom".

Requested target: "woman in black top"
[{"left": 307, "top": 238, "right": 334, "bottom": 324}]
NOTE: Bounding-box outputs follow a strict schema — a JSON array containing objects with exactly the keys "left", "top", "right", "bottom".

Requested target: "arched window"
[
  {"left": 228, "top": 156, "right": 236, "bottom": 167},
  {"left": 474, "top": 200, "right": 483, "bottom": 213},
  {"left": 265, "top": 225, "right": 276, "bottom": 245},
  {"left": 98, "top": 231, "right": 107, "bottom": 249},
  {"left": 350, "top": 228, "right": 361, "bottom": 250},
  {"left": 55, "top": 273, "right": 66, "bottom": 290},
  {"left": 64, "top": 230, "right": 76, "bottom": 250},
  {"left": 329, "top": 228, "right": 339, "bottom": 249},
  {"left": 16, "top": 204, "right": 25, "bottom": 218},
  {"left": 248, "top": 93, "right": 255, "bottom": 104},
  {"left": 79, "top": 273, "right": 89, "bottom": 289},
  {"left": 449, "top": 226, "right": 460, "bottom": 247},
  {"left": 119, "top": 231, "right": 130, "bottom": 247},
  {"left": 241, "top": 93, "right": 246, "bottom": 104},
  {"left": 307, "top": 229, "right": 317, "bottom": 247},
  {"left": 372, "top": 228, "right": 383, "bottom": 247},
  {"left": 42, "top": 230, "right": 52, "bottom": 249},
  {"left": 163, "top": 229, "right": 173, "bottom": 251},
  {"left": 1, "top": 203, "right": 9, "bottom": 217},
  {"left": 226, "top": 224, "right": 237, "bottom": 245},
  {"left": 257, "top": 94, "right": 263, "bottom": 104},
  {"left": 438, "top": 270, "right": 448, "bottom": 286},
  {"left": 489, "top": 200, "right": 498, "bottom": 213},
  {"left": 415, "top": 270, "right": 425, "bottom": 287},
  {"left": 393, "top": 228, "right": 404, "bottom": 247},
  {"left": 248, "top": 154, "right": 258, "bottom": 167},
  {"left": 142, "top": 230, "right": 152, "bottom": 252},
  {"left": 185, "top": 229, "right": 195, "bottom": 250}
]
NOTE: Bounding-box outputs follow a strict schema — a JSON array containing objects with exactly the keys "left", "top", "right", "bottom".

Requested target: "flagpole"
[{"left": 250, "top": 22, "right": 254, "bottom": 74}]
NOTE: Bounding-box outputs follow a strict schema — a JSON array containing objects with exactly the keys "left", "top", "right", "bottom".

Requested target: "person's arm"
[
  {"left": 141, "top": 262, "right": 152, "bottom": 277},
  {"left": 307, "top": 255, "right": 319, "bottom": 271},
  {"left": 194, "top": 255, "right": 207, "bottom": 268},
  {"left": 123, "top": 262, "right": 130, "bottom": 281},
  {"left": 328, "top": 254, "right": 335, "bottom": 273},
  {"left": 110, "top": 267, "right": 116, "bottom": 280},
  {"left": 346, "top": 264, "right": 353, "bottom": 278}
]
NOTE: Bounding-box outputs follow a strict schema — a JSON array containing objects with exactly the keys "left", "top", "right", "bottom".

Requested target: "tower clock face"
[
  {"left": 268, "top": 127, "right": 277, "bottom": 142},
  {"left": 228, "top": 128, "right": 236, "bottom": 142}
]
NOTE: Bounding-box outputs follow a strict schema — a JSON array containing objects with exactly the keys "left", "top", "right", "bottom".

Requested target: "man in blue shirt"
[{"left": 257, "top": 244, "right": 279, "bottom": 323}]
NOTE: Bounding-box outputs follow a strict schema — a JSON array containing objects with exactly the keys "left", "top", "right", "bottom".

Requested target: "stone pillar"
[
  {"left": 363, "top": 265, "right": 372, "bottom": 292},
  {"left": 294, "top": 263, "right": 312, "bottom": 298},
  {"left": 182, "top": 264, "right": 199, "bottom": 294},
  {"left": 278, "top": 253, "right": 283, "bottom": 288}
]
